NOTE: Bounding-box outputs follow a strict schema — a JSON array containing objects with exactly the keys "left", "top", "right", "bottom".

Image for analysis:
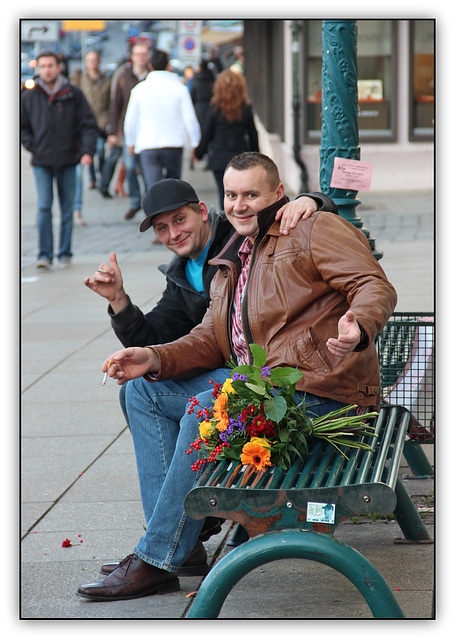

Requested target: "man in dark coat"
[
  {"left": 21, "top": 50, "right": 98, "bottom": 269},
  {"left": 190, "top": 60, "right": 215, "bottom": 129}
]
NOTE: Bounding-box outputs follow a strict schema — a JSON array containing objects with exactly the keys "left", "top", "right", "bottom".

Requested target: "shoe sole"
[
  {"left": 100, "top": 564, "right": 209, "bottom": 577},
  {"left": 177, "top": 563, "right": 209, "bottom": 577},
  {"left": 76, "top": 578, "right": 180, "bottom": 601}
]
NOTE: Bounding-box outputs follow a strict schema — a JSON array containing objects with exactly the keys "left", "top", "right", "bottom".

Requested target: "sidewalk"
[{"left": 20, "top": 149, "right": 434, "bottom": 621}]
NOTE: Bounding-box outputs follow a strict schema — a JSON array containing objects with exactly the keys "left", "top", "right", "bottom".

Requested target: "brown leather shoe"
[
  {"left": 77, "top": 554, "right": 179, "bottom": 601},
  {"left": 124, "top": 207, "right": 141, "bottom": 220},
  {"left": 100, "top": 541, "right": 209, "bottom": 577}
]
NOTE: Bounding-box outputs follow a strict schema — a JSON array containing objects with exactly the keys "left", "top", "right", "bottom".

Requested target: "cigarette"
[
  {"left": 97, "top": 268, "right": 109, "bottom": 274},
  {"left": 102, "top": 361, "right": 112, "bottom": 386}
]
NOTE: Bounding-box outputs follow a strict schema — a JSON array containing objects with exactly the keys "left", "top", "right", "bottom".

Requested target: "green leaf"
[
  {"left": 264, "top": 395, "right": 287, "bottom": 423},
  {"left": 222, "top": 447, "right": 241, "bottom": 460},
  {"left": 270, "top": 367, "right": 303, "bottom": 385},
  {"left": 249, "top": 344, "right": 267, "bottom": 368},
  {"left": 245, "top": 382, "right": 267, "bottom": 396},
  {"left": 231, "top": 364, "right": 256, "bottom": 376}
]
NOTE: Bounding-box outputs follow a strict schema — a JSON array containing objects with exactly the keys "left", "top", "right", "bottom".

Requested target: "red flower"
[
  {"left": 62, "top": 538, "right": 72, "bottom": 547},
  {"left": 247, "top": 414, "right": 277, "bottom": 438}
]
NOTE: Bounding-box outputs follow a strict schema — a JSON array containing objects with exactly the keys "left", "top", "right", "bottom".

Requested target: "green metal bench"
[
  {"left": 377, "top": 313, "right": 434, "bottom": 478},
  {"left": 184, "top": 404, "right": 432, "bottom": 619}
]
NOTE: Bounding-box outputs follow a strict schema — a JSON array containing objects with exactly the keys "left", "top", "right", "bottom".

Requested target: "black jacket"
[
  {"left": 190, "top": 67, "right": 215, "bottom": 127},
  {"left": 21, "top": 79, "right": 98, "bottom": 169},
  {"left": 109, "top": 194, "right": 338, "bottom": 348},
  {"left": 194, "top": 104, "right": 259, "bottom": 172}
]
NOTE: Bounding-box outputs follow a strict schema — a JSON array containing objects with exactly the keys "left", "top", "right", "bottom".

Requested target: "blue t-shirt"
[{"left": 185, "top": 243, "right": 210, "bottom": 296}]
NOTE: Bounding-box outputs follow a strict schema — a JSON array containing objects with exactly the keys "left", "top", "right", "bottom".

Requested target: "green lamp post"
[{"left": 319, "top": 20, "right": 382, "bottom": 259}]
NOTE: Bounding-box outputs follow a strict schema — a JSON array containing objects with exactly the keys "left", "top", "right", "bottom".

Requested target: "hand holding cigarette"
[{"left": 101, "top": 347, "right": 160, "bottom": 385}]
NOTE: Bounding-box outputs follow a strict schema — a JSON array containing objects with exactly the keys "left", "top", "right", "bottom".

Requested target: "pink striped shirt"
[{"left": 231, "top": 237, "right": 253, "bottom": 364}]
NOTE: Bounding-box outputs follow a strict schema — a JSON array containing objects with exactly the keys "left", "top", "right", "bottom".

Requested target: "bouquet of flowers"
[{"left": 187, "top": 344, "right": 378, "bottom": 472}]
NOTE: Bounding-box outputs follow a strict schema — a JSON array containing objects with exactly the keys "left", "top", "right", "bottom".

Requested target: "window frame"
[
  {"left": 303, "top": 20, "right": 398, "bottom": 144},
  {"left": 408, "top": 19, "right": 435, "bottom": 142}
]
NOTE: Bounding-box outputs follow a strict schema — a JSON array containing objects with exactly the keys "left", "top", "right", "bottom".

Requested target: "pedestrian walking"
[
  {"left": 123, "top": 49, "right": 201, "bottom": 195},
  {"left": 80, "top": 50, "right": 111, "bottom": 190},
  {"left": 21, "top": 50, "right": 98, "bottom": 269},
  {"left": 68, "top": 68, "right": 86, "bottom": 227},
  {"left": 103, "top": 43, "right": 151, "bottom": 218},
  {"left": 193, "top": 69, "right": 259, "bottom": 208},
  {"left": 190, "top": 59, "right": 215, "bottom": 130}
]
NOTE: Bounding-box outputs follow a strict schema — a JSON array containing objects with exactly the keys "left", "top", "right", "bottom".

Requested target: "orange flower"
[
  {"left": 213, "top": 392, "right": 230, "bottom": 431},
  {"left": 241, "top": 440, "right": 271, "bottom": 471}
]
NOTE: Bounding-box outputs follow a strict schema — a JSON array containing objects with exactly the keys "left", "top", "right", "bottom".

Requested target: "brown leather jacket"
[{"left": 151, "top": 197, "right": 397, "bottom": 409}]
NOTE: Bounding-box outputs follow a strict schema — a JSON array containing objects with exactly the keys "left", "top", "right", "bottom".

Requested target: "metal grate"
[{"left": 377, "top": 313, "right": 434, "bottom": 441}]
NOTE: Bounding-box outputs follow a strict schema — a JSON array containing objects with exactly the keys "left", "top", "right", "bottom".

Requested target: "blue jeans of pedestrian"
[
  {"left": 139, "top": 147, "right": 183, "bottom": 190},
  {"left": 33, "top": 164, "right": 76, "bottom": 262},
  {"left": 74, "top": 163, "right": 83, "bottom": 211},
  {"left": 123, "top": 145, "right": 142, "bottom": 209},
  {"left": 121, "top": 367, "right": 350, "bottom": 572}
]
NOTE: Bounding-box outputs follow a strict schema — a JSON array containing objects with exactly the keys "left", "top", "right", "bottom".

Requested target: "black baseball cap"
[{"left": 140, "top": 179, "right": 200, "bottom": 232}]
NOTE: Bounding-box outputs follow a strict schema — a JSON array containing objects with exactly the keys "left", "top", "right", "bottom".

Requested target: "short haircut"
[
  {"left": 36, "top": 50, "right": 59, "bottom": 65},
  {"left": 151, "top": 49, "right": 169, "bottom": 71},
  {"left": 225, "top": 152, "right": 281, "bottom": 189},
  {"left": 85, "top": 49, "right": 100, "bottom": 61}
]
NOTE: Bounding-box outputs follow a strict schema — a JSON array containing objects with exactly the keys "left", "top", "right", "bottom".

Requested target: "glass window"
[
  {"left": 304, "top": 20, "right": 396, "bottom": 142},
  {"left": 409, "top": 20, "right": 434, "bottom": 140}
]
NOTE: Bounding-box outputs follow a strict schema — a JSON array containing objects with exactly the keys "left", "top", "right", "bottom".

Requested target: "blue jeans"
[
  {"left": 123, "top": 144, "right": 142, "bottom": 209},
  {"left": 74, "top": 163, "right": 83, "bottom": 211},
  {"left": 33, "top": 164, "right": 76, "bottom": 262},
  {"left": 122, "top": 368, "right": 350, "bottom": 572},
  {"left": 139, "top": 147, "right": 183, "bottom": 190}
]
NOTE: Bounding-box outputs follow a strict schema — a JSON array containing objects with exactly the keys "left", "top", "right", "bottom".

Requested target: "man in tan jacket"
[
  {"left": 80, "top": 50, "right": 111, "bottom": 189},
  {"left": 77, "top": 152, "right": 397, "bottom": 602}
]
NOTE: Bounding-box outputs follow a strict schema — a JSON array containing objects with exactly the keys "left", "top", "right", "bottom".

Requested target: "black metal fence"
[{"left": 377, "top": 312, "right": 434, "bottom": 441}]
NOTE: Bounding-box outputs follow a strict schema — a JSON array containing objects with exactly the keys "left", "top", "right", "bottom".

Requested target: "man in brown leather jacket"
[{"left": 77, "top": 152, "right": 397, "bottom": 602}]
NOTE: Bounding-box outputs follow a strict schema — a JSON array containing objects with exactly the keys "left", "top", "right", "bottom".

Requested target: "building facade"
[{"left": 244, "top": 19, "right": 434, "bottom": 193}]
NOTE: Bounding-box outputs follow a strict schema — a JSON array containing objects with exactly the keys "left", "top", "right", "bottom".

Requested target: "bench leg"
[
  {"left": 403, "top": 441, "right": 434, "bottom": 478},
  {"left": 393, "top": 477, "right": 432, "bottom": 542},
  {"left": 187, "top": 530, "right": 404, "bottom": 619},
  {"left": 226, "top": 523, "right": 249, "bottom": 547}
]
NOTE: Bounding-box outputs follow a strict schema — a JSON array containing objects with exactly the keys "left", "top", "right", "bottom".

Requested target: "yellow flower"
[
  {"left": 199, "top": 420, "right": 215, "bottom": 438},
  {"left": 222, "top": 378, "right": 235, "bottom": 394},
  {"left": 213, "top": 392, "right": 229, "bottom": 431},
  {"left": 241, "top": 440, "right": 272, "bottom": 471},
  {"left": 250, "top": 437, "right": 271, "bottom": 449}
]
